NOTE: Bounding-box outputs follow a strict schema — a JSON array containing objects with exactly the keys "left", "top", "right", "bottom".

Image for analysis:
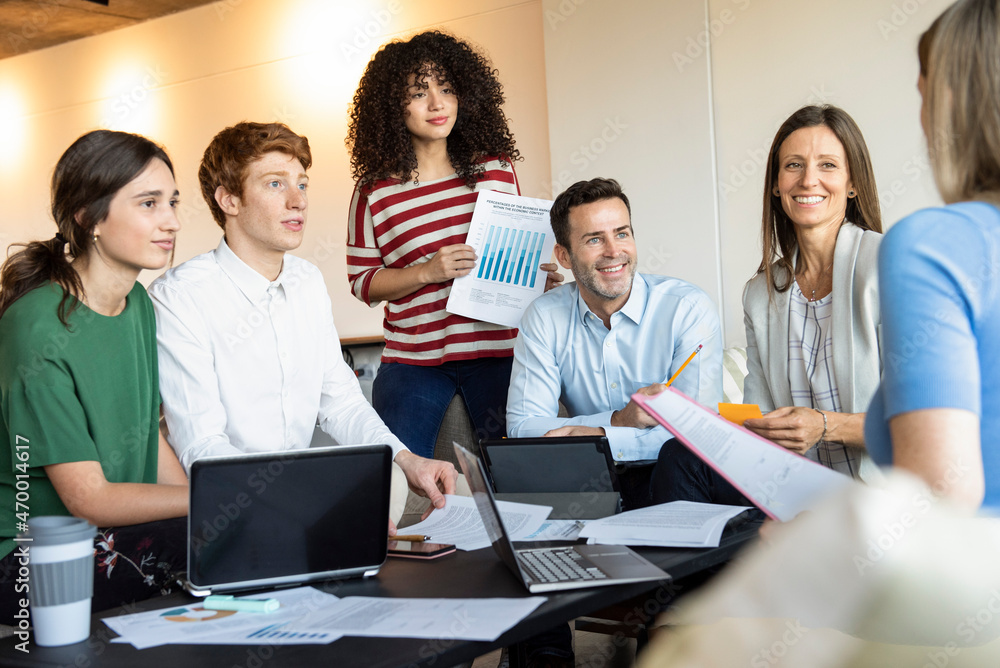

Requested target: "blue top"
[
  {"left": 507, "top": 273, "right": 723, "bottom": 461},
  {"left": 865, "top": 202, "right": 1000, "bottom": 507}
]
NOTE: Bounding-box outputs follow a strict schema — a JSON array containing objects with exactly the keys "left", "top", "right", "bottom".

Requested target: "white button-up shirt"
[{"left": 150, "top": 239, "right": 406, "bottom": 472}]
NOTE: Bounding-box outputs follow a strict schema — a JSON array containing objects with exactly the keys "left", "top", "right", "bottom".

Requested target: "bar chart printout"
[{"left": 447, "top": 190, "right": 555, "bottom": 328}]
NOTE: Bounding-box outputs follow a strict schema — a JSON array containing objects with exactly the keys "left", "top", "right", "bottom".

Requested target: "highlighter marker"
[{"left": 203, "top": 594, "right": 279, "bottom": 613}]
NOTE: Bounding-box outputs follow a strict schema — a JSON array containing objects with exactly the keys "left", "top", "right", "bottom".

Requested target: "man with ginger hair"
[{"left": 150, "top": 122, "right": 456, "bottom": 525}]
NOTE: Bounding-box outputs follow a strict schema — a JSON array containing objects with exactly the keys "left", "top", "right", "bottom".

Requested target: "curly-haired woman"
[{"left": 346, "top": 31, "right": 560, "bottom": 458}]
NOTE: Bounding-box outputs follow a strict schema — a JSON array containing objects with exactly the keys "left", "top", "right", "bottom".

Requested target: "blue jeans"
[{"left": 372, "top": 357, "right": 513, "bottom": 459}]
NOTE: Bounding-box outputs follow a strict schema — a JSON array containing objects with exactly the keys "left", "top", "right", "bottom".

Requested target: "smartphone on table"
[{"left": 387, "top": 541, "right": 456, "bottom": 559}]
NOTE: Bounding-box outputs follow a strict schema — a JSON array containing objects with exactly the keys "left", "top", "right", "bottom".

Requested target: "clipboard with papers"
[{"left": 633, "top": 388, "right": 855, "bottom": 522}]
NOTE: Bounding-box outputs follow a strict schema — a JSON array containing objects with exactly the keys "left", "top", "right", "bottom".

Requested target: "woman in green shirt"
[{"left": 0, "top": 130, "right": 188, "bottom": 622}]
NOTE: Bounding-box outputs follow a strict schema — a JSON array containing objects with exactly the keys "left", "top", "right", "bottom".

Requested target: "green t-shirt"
[{"left": 0, "top": 282, "right": 160, "bottom": 559}]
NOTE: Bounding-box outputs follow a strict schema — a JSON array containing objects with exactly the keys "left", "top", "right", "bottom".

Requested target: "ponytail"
[{"left": 0, "top": 233, "right": 84, "bottom": 325}]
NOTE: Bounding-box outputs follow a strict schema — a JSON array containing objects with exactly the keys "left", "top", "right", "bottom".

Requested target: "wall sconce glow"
[
  {"left": 0, "top": 86, "right": 27, "bottom": 167},
  {"left": 97, "top": 62, "right": 164, "bottom": 135},
  {"left": 283, "top": 0, "right": 399, "bottom": 109}
]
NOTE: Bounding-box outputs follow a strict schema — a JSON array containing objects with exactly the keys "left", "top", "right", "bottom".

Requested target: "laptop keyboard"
[{"left": 518, "top": 548, "right": 609, "bottom": 583}]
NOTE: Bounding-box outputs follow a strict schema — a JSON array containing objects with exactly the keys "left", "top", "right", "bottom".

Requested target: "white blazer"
[{"left": 742, "top": 222, "right": 882, "bottom": 481}]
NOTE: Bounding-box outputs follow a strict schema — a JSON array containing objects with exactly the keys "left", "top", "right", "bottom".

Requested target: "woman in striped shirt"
[{"left": 346, "top": 31, "right": 561, "bottom": 458}]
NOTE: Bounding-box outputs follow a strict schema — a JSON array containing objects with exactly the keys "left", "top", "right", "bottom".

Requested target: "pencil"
[
  {"left": 391, "top": 535, "right": 430, "bottom": 542},
  {"left": 665, "top": 344, "right": 703, "bottom": 387}
]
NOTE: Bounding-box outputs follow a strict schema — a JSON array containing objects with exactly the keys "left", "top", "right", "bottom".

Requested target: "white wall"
[
  {"left": 710, "top": 0, "right": 951, "bottom": 345},
  {"left": 543, "top": 0, "right": 950, "bottom": 345},
  {"left": 542, "top": 0, "right": 723, "bottom": 323},
  {"left": 0, "top": 0, "right": 955, "bottom": 343},
  {"left": 0, "top": 0, "right": 551, "bottom": 338}
]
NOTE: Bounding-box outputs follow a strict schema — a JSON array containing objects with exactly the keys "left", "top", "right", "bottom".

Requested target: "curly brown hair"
[{"left": 346, "top": 30, "right": 520, "bottom": 189}]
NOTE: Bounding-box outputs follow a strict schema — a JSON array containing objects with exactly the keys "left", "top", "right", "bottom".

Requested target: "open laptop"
[
  {"left": 479, "top": 436, "right": 621, "bottom": 519},
  {"left": 454, "top": 443, "right": 669, "bottom": 593},
  {"left": 183, "top": 442, "right": 392, "bottom": 596}
]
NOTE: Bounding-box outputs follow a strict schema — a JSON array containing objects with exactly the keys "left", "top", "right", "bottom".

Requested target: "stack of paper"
[
  {"left": 398, "top": 494, "right": 551, "bottom": 550},
  {"left": 579, "top": 501, "right": 750, "bottom": 548},
  {"left": 105, "top": 587, "right": 345, "bottom": 648},
  {"left": 105, "top": 586, "right": 546, "bottom": 648}
]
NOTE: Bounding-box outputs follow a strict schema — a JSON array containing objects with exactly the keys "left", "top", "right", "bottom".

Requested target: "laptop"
[
  {"left": 454, "top": 443, "right": 669, "bottom": 593},
  {"left": 183, "top": 442, "right": 392, "bottom": 596},
  {"left": 479, "top": 436, "right": 621, "bottom": 518}
]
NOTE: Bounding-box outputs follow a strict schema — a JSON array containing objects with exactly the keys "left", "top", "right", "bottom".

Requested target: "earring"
[
  {"left": 773, "top": 188, "right": 780, "bottom": 197},
  {"left": 92, "top": 232, "right": 98, "bottom": 244},
  {"left": 848, "top": 189, "right": 856, "bottom": 197}
]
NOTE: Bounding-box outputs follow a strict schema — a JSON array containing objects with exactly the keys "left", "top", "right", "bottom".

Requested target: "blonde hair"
[{"left": 921, "top": 0, "right": 1000, "bottom": 204}]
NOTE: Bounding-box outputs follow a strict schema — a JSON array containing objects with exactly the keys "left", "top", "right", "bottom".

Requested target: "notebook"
[
  {"left": 479, "top": 436, "right": 621, "bottom": 518},
  {"left": 183, "top": 442, "right": 392, "bottom": 595},
  {"left": 454, "top": 443, "right": 669, "bottom": 593}
]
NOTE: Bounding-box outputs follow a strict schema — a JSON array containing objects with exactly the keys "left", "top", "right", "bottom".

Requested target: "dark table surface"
[{"left": 0, "top": 523, "right": 759, "bottom": 668}]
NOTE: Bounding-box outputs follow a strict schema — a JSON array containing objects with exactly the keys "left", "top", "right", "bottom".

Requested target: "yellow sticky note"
[{"left": 718, "top": 403, "right": 763, "bottom": 425}]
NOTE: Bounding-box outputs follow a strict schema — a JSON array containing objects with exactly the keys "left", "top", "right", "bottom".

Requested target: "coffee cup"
[{"left": 22, "top": 516, "right": 97, "bottom": 646}]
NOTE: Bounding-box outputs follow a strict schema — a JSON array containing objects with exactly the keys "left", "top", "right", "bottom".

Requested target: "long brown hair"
[
  {"left": 758, "top": 105, "right": 882, "bottom": 296},
  {"left": 0, "top": 130, "right": 174, "bottom": 325}
]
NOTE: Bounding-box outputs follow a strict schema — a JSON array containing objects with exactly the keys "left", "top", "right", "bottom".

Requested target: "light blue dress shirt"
[{"left": 507, "top": 273, "right": 723, "bottom": 462}]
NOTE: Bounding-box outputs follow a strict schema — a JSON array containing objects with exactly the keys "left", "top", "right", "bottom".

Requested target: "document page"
[
  {"left": 635, "top": 388, "right": 855, "bottom": 522},
  {"left": 296, "top": 596, "right": 546, "bottom": 642},
  {"left": 398, "top": 494, "right": 551, "bottom": 551},
  {"left": 579, "top": 501, "right": 750, "bottom": 548},
  {"left": 105, "top": 587, "right": 344, "bottom": 648},
  {"left": 446, "top": 190, "right": 555, "bottom": 328}
]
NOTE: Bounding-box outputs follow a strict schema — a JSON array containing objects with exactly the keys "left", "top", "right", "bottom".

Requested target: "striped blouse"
[
  {"left": 787, "top": 283, "right": 861, "bottom": 478},
  {"left": 346, "top": 158, "right": 520, "bottom": 365}
]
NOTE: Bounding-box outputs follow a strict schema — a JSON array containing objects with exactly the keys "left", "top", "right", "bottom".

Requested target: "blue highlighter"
[{"left": 203, "top": 595, "right": 279, "bottom": 613}]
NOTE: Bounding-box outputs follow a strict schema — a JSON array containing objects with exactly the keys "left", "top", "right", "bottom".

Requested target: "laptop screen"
[
  {"left": 187, "top": 444, "right": 391, "bottom": 591},
  {"left": 453, "top": 443, "right": 531, "bottom": 582},
  {"left": 480, "top": 436, "right": 619, "bottom": 494}
]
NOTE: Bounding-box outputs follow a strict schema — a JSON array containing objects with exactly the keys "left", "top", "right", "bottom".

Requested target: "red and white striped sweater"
[{"left": 347, "top": 158, "right": 520, "bottom": 365}]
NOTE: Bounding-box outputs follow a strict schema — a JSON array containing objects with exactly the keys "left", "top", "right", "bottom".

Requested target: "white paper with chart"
[{"left": 446, "top": 190, "right": 555, "bottom": 328}]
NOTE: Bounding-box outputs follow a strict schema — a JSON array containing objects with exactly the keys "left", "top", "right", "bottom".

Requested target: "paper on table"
[
  {"left": 446, "top": 190, "right": 555, "bottom": 328},
  {"left": 635, "top": 388, "right": 855, "bottom": 522},
  {"left": 718, "top": 402, "right": 763, "bottom": 425},
  {"left": 103, "top": 587, "right": 343, "bottom": 649},
  {"left": 295, "top": 596, "right": 546, "bottom": 642},
  {"left": 398, "top": 494, "right": 551, "bottom": 551},
  {"left": 579, "top": 501, "right": 749, "bottom": 548}
]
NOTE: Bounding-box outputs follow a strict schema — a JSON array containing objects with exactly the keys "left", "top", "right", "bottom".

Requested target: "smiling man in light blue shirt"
[{"left": 507, "top": 178, "right": 723, "bottom": 509}]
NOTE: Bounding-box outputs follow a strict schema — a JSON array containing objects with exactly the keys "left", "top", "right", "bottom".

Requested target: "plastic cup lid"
[{"left": 23, "top": 516, "right": 97, "bottom": 546}]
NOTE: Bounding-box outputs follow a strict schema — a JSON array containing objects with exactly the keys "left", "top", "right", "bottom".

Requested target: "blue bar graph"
[
  {"left": 476, "top": 225, "right": 545, "bottom": 287},
  {"left": 247, "top": 623, "right": 332, "bottom": 641}
]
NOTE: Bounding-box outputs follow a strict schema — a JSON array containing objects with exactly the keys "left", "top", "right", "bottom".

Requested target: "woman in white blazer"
[
  {"left": 652, "top": 105, "right": 883, "bottom": 504},
  {"left": 741, "top": 105, "right": 882, "bottom": 482}
]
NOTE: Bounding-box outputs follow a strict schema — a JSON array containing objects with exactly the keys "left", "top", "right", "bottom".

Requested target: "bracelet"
[{"left": 813, "top": 408, "right": 827, "bottom": 446}]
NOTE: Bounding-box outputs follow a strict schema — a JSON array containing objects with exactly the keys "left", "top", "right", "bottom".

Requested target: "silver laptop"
[
  {"left": 454, "top": 443, "right": 669, "bottom": 593},
  {"left": 183, "top": 443, "right": 392, "bottom": 595}
]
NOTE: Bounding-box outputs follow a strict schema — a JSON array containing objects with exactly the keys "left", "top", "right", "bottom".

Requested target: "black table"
[{"left": 0, "top": 524, "right": 758, "bottom": 668}]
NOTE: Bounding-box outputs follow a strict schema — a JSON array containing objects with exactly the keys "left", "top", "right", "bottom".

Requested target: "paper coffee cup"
[{"left": 22, "top": 516, "right": 97, "bottom": 647}]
